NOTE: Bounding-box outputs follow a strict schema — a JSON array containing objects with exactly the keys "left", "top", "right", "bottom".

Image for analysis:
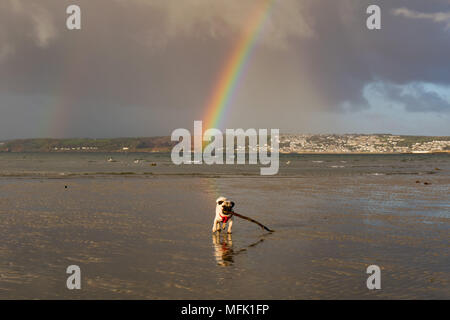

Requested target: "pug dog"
[{"left": 212, "top": 196, "right": 235, "bottom": 234}]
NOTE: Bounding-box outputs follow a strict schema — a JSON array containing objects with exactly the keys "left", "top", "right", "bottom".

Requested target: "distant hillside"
[
  {"left": 0, "top": 134, "right": 449, "bottom": 153},
  {"left": 0, "top": 137, "right": 177, "bottom": 152},
  {"left": 279, "top": 134, "right": 450, "bottom": 153}
]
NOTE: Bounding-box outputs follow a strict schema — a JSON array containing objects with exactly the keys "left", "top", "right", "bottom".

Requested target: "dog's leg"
[
  {"left": 212, "top": 219, "right": 218, "bottom": 233},
  {"left": 227, "top": 219, "right": 233, "bottom": 233}
]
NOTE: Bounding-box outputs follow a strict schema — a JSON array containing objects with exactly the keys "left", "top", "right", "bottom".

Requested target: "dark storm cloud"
[
  {"left": 295, "top": 0, "right": 450, "bottom": 111},
  {"left": 0, "top": 0, "right": 449, "bottom": 138},
  {"left": 0, "top": 0, "right": 226, "bottom": 109}
]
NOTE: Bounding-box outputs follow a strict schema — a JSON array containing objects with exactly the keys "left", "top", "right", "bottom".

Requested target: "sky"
[{"left": 0, "top": 0, "right": 449, "bottom": 139}]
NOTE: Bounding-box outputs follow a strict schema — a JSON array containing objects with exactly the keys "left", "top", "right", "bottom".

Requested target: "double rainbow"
[{"left": 203, "top": 0, "right": 275, "bottom": 132}]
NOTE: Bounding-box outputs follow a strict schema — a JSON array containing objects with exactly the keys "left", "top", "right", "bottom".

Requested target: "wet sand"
[{"left": 0, "top": 172, "right": 448, "bottom": 299}]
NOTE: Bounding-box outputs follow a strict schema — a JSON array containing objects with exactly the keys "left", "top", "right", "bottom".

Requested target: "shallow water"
[
  {"left": 0, "top": 152, "right": 448, "bottom": 178},
  {"left": 0, "top": 153, "right": 448, "bottom": 299}
]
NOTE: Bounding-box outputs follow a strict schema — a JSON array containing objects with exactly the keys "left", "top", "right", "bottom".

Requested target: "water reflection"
[{"left": 212, "top": 233, "right": 267, "bottom": 267}]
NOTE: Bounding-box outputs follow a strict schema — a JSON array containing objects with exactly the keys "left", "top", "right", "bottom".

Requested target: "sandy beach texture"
[{"left": 0, "top": 153, "right": 448, "bottom": 299}]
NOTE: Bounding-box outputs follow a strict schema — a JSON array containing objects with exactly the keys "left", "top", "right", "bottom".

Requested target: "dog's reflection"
[{"left": 212, "top": 233, "right": 266, "bottom": 267}]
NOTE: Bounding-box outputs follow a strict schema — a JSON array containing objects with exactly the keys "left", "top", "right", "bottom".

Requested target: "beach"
[{"left": 0, "top": 153, "right": 449, "bottom": 299}]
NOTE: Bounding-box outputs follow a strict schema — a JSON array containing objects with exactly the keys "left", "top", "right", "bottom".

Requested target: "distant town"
[
  {"left": 279, "top": 134, "right": 450, "bottom": 154},
  {"left": 0, "top": 134, "right": 449, "bottom": 154}
]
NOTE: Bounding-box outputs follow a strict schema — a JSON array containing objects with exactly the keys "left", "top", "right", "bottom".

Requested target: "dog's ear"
[
  {"left": 230, "top": 201, "right": 235, "bottom": 208},
  {"left": 217, "top": 200, "right": 224, "bottom": 205}
]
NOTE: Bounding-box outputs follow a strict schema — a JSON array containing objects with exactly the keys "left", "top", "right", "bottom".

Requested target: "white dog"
[{"left": 212, "top": 196, "right": 235, "bottom": 234}]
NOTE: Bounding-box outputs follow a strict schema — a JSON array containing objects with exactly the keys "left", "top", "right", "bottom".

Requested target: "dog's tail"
[{"left": 231, "top": 211, "right": 274, "bottom": 232}]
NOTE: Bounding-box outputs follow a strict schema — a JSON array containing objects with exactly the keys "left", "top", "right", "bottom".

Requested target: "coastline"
[
  {"left": 1, "top": 134, "right": 449, "bottom": 154},
  {"left": 1, "top": 150, "right": 449, "bottom": 155}
]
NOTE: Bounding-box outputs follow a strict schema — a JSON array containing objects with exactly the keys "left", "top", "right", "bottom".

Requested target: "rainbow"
[{"left": 203, "top": 0, "right": 275, "bottom": 132}]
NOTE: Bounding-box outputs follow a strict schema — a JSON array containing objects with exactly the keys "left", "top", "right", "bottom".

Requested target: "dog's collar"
[{"left": 219, "top": 212, "right": 233, "bottom": 223}]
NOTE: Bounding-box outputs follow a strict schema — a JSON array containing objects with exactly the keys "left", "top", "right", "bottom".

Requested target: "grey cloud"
[
  {"left": 296, "top": 0, "right": 450, "bottom": 110},
  {"left": 132, "top": 0, "right": 314, "bottom": 49},
  {"left": 392, "top": 7, "right": 450, "bottom": 29},
  {"left": 371, "top": 82, "right": 450, "bottom": 113},
  {"left": 0, "top": 0, "right": 449, "bottom": 138}
]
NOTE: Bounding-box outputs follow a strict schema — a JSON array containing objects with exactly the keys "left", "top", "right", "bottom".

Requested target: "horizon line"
[{"left": 2, "top": 132, "right": 450, "bottom": 141}]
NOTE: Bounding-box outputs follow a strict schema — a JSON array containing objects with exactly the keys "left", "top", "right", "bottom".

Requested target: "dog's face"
[{"left": 216, "top": 197, "right": 235, "bottom": 214}]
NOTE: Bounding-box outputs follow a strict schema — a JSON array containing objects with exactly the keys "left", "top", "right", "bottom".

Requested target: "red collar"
[{"left": 219, "top": 212, "right": 232, "bottom": 223}]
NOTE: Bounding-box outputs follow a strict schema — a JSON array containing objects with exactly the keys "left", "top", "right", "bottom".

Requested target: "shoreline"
[
  {"left": 1, "top": 151, "right": 449, "bottom": 155},
  {"left": 0, "top": 170, "right": 448, "bottom": 299}
]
